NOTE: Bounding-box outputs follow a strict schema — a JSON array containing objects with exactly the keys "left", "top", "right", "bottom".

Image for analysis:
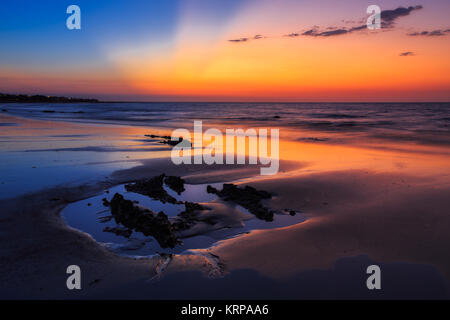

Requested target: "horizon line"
[{"left": 2, "top": 92, "right": 449, "bottom": 104}]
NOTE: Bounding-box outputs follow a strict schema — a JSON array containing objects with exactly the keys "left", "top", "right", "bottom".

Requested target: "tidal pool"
[{"left": 62, "top": 182, "right": 306, "bottom": 257}]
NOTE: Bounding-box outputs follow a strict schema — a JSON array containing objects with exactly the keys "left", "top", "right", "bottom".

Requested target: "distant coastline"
[
  {"left": 0, "top": 93, "right": 447, "bottom": 104},
  {"left": 0, "top": 93, "right": 99, "bottom": 103}
]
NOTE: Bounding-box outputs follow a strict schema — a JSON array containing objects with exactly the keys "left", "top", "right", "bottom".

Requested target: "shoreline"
[{"left": 1, "top": 111, "right": 450, "bottom": 299}]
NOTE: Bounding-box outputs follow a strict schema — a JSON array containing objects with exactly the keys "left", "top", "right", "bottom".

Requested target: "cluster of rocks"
[
  {"left": 99, "top": 175, "right": 283, "bottom": 249},
  {"left": 109, "top": 193, "right": 180, "bottom": 248},
  {"left": 124, "top": 174, "right": 179, "bottom": 204},
  {"left": 207, "top": 184, "right": 275, "bottom": 221},
  {"left": 172, "top": 201, "right": 207, "bottom": 231},
  {"left": 144, "top": 134, "right": 189, "bottom": 147},
  {"left": 107, "top": 193, "right": 208, "bottom": 248},
  {"left": 164, "top": 176, "right": 185, "bottom": 195}
]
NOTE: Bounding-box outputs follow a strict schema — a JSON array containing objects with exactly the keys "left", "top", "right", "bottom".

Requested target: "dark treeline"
[{"left": 0, "top": 93, "right": 99, "bottom": 103}]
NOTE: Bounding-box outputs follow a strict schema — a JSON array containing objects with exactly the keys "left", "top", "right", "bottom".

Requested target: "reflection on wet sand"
[{"left": 0, "top": 110, "right": 449, "bottom": 299}]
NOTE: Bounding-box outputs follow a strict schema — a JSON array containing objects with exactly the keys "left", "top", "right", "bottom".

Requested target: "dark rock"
[
  {"left": 144, "top": 134, "right": 190, "bottom": 147},
  {"left": 109, "top": 193, "right": 180, "bottom": 248},
  {"left": 144, "top": 134, "right": 172, "bottom": 140},
  {"left": 208, "top": 184, "right": 274, "bottom": 221},
  {"left": 171, "top": 219, "right": 192, "bottom": 231},
  {"left": 184, "top": 201, "right": 205, "bottom": 213},
  {"left": 206, "top": 185, "right": 218, "bottom": 194},
  {"left": 102, "top": 198, "right": 110, "bottom": 207},
  {"left": 125, "top": 174, "right": 178, "bottom": 204},
  {"left": 172, "top": 202, "right": 207, "bottom": 231},
  {"left": 160, "top": 137, "right": 185, "bottom": 146},
  {"left": 164, "top": 176, "right": 185, "bottom": 195}
]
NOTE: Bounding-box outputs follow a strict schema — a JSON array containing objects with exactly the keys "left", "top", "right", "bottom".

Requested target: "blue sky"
[{"left": 0, "top": 1, "right": 449, "bottom": 101}]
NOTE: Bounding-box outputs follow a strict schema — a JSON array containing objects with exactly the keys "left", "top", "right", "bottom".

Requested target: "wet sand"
[
  {"left": 1, "top": 113, "right": 449, "bottom": 299},
  {"left": 209, "top": 171, "right": 450, "bottom": 279},
  {"left": 0, "top": 157, "right": 294, "bottom": 299}
]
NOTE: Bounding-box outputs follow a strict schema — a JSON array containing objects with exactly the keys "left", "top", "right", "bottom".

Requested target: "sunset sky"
[{"left": 1, "top": 0, "right": 449, "bottom": 101}]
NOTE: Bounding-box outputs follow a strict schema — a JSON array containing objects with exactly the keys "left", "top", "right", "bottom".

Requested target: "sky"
[{"left": 0, "top": 0, "right": 449, "bottom": 102}]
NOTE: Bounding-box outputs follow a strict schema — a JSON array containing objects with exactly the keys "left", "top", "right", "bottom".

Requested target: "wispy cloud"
[
  {"left": 229, "top": 6, "right": 424, "bottom": 42},
  {"left": 300, "top": 27, "right": 357, "bottom": 37},
  {"left": 399, "top": 51, "right": 415, "bottom": 56},
  {"left": 381, "top": 5, "right": 423, "bottom": 27},
  {"left": 407, "top": 29, "right": 450, "bottom": 37},
  {"left": 228, "top": 35, "right": 264, "bottom": 43},
  {"left": 300, "top": 6, "right": 424, "bottom": 38},
  {"left": 228, "top": 37, "right": 249, "bottom": 43}
]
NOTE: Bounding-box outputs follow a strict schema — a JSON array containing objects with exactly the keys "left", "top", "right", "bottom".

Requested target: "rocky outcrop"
[
  {"left": 109, "top": 193, "right": 180, "bottom": 248},
  {"left": 207, "top": 184, "right": 274, "bottom": 221},
  {"left": 124, "top": 174, "right": 178, "bottom": 204},
  {"left": 164, "top": 176, "right": 185, "bottom": 195},
  {"left": 144, "top": 134, "right": 190, "bottom": 147},
  {"left": 172, "top": 201, "right": 207, "bottom": 231}
]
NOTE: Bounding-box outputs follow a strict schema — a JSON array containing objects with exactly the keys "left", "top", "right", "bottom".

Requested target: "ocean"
[
  {"left": 1, "top": 102, "right": 449, "bottom": 198},
  {"left": 2, "top": 101, "right": 450, "bottom": 134}
]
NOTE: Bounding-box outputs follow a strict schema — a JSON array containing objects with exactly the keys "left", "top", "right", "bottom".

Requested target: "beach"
[{"left": 0, "top": 102, "right": 449, "bottom": 299}]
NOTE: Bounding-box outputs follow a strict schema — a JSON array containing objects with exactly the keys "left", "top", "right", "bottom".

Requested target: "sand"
[
  {"left": 1, "top": 114, "right": 449, "bottom": 299},
  {"left": 0, "top": 157, "right": 303, "bottom": 298},
  {"left": 208, "top": 171, "right": 450, "bottom": 280},
  {"left": 1, "top": 159, "right": 449, "bottom": 298}
]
